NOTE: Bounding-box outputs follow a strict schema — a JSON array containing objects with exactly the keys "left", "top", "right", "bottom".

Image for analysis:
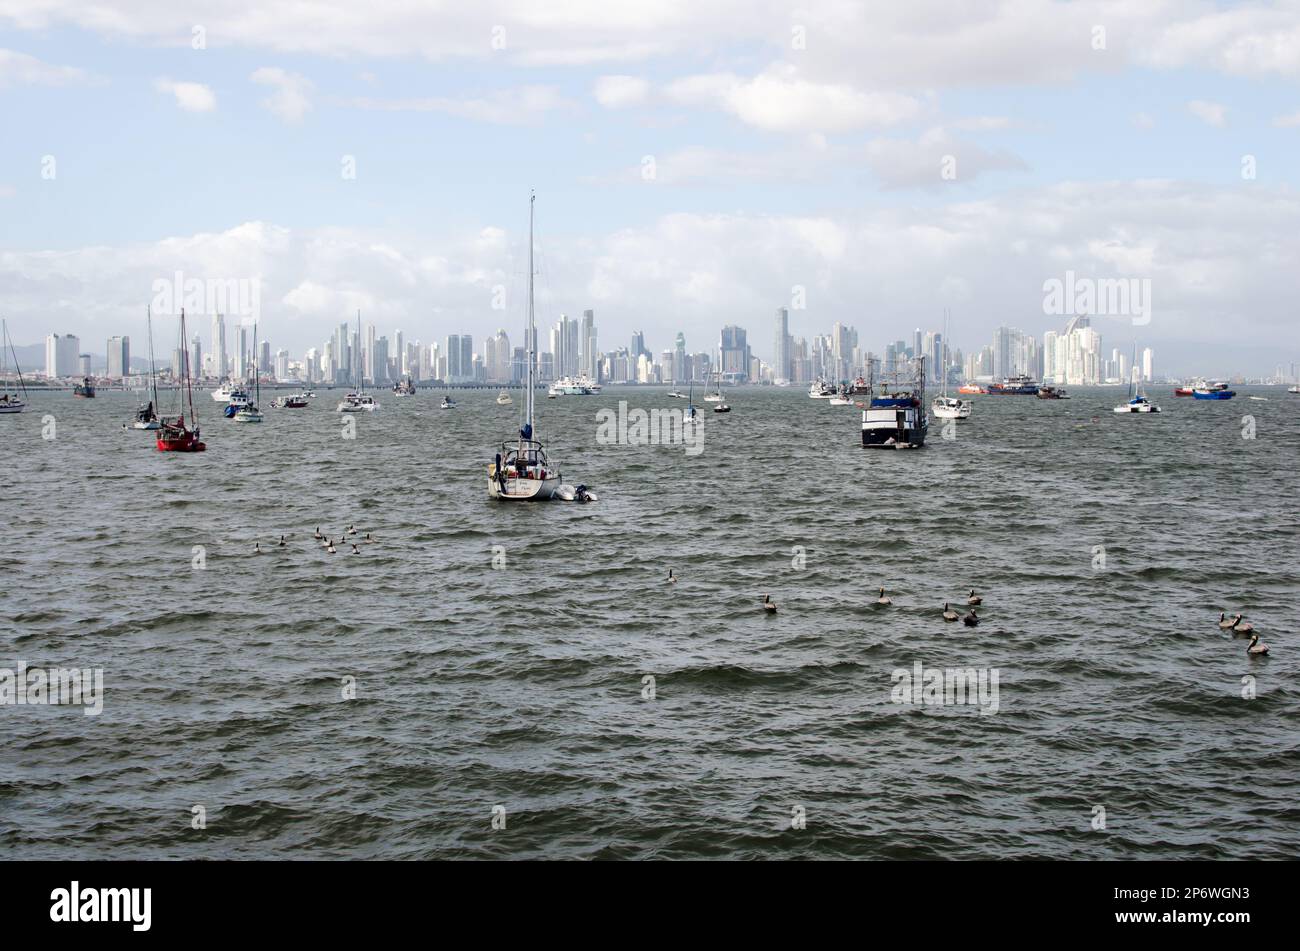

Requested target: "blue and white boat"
[{"left": 862, "top": 358, "right": 928, "bottom": 448}]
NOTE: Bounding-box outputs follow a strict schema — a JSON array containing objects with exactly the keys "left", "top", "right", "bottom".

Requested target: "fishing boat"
[
  {"left": 1289, "top": 384, "right": 1300, "bottom": 394},
  {"left": 222, "top": 388, "right": 251, "bottom": 417},
  {"left": 73, "top": 377, "right": 96, "bottom": 398},
  {"left": 829, "top": 389, "right": 855, "bottom": 406},
  {"left": 211, "top": 381, "right": 244, "bottom": 403},
  {"left": 713, "top": 399, "right": 731, "bottom": 413},
  {"left": 1035, "top": 386, "right": 1069, "bottom": 400},
  {"left": 496, "top": 390, "right": 513, "bottom": 405},
  {"left": 1, "top": 319, "right": 29, "bottom": 414},
  {"left": 1173, "top": 385, "right": 1194, "bottom": 397},
  {"left": 440, "top": 394, "right": 457, "bottom": 409},
  {"left": 667, "top": 390, "right": 687, "bottom": 399},
  {"left": 337, "top": 314, "right": 380, "bottom": 412},
  {"left": 807, "top": 379, "right": 835, "bottom": 399},
  {"left": 862, "top": 357, "right": 928, "bottom": 449},
  {"left": 156, "top": 309, "right": 206, "bottom": 452},
  {"left": 489, "top": 192, "right": 586, "bottom": 502},
  {"left": 273, "top": 393, "right": 309, "bottom": 409},
  {"left": 958, "top": 383, "right": 985, "bottom": 395},
  {"left": 393, "top": 377, "right": 416, "bottom": 397}
]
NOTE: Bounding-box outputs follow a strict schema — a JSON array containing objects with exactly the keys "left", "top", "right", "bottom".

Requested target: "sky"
[{"left": 1, "top": 0, "right": 1299, "bottom": 377}]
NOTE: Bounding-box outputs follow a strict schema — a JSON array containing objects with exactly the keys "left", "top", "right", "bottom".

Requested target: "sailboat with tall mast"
[
  {"left": 489, "top": 192, "right": 585, "bottom": 502},
  {"left": 337, "top": 311, "right": 379, "bottom": 412},
  {"left": 1, "top": 319, "right": 29, "bottom": 414},
  {"left": 704, "top": 348, "right": 724, "bottom": 402},
  {"left": 931, "top": 308, "right": 972, "bottom": 419},
  {"left": 1114, "top": 345, "right": 1161, "bottom": 413},
  {"left": 130, "top": 307, "right": 161, "bottom": 429},
  {"left": 156, "top": 308, "right": 207, "bottom": 452},
  {"left": 234, "top": 320, "right": 265, "bottom": 422}
]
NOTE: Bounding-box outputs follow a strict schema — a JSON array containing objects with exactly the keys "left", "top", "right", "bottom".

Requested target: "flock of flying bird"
[
  {"left": 1219, "top": 612, "right": 1271, "bottom": 656},
  {"left": 251, "top": 525, "right": 377, "bottom": 556}
]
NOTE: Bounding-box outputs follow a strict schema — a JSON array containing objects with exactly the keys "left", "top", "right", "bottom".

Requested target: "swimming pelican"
[
  {"left": 346, "top": 525, "right": 357, "bottom": 536},
  {"left": 875, "top": 587, "right": 892, "bottom": 606},
  {"left": 351, "top": 544, "right": 361, "bottom": 555},
  {"left": 1218, "top": 612, "right": 1236, "bottom": 630},
  {"left": 963, "top": 609, "right": 979, "bottom": 627},
  {"left": 763, "top": 594, "right": 777, "bottom": 614},
  {"left": 363, "top": 532, "right": 375, "bottom": 544},
  {"left": 942, "top": 603, "right": 959, "bottom": 622},
  {"left": 1231, "top": 614, "right": 1255, "bottom": 635},
  {"left": 1247, "top": 634, "right": 1269, "bottom": 656},
  {"left": 967, "top": 589, "right": 982, "bottom": 606},
  {"left": 326, "top": 541, "right": 337, "bottom": 554},
  {"left": 277, "top": 535, "right": 287, "bottom": 548},
  {"left": 313, "top": 527, "right": 323, "bottom": 540},
  {"left": 253, "top": 542, "right": 261, "bottom": 555}
]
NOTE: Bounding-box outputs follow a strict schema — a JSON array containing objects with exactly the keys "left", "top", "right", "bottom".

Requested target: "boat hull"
[
  {"left": 0, "top": 403, "right": 26, "bottom": 414},
  {"left": 488, "top": 472, "right": 561, "bottom": 501},
  {"left": 862, "top": 406, "right": 928, "bottom": 448},
  {"left": 1192, "top": 390, "right": 1235, "bottom": 400}
]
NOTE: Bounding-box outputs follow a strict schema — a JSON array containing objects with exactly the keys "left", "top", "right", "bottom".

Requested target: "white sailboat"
[
  {"left": 233, "top": 323, "right": 265, "bottom": 423},
  {"left": 337, "top": 312, "right": 379, "bottom": 413},
  {"left": 489, "top": 193, "right": 593, "bottom": 502},
  {"left": 932, "top": 309, "right": 972, "bottom": 420},
  {"left": 1114, "top": 353, "right": 1161, "bottom": 413},
  {"left": 704, "top": 349, "right": 724, "bottom": 402},
  {"left": 0, "top": 319, "right": 29, "bottom": 414}
]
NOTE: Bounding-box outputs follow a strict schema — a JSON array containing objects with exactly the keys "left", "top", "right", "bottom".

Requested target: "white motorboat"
[
  {"left": 932, "top": 396, "right": 972, "bottom": 419},
  {"left": 667, "top": 390, "right": 687, "bottom": 399},
  {"left": 440, "top": 394, "right": 457, "bottom": 409},
  {"left": 496, "top": 390, "right": 513, "bottom": 405},
  {"left": 808, "top": 379, "right": 836, "bottom": 399},
  {"left": 211, "top": 381, "right": 243, "bottom": 403},
  {"left": 1288, "top": 384, "right": 1300, "bottom": 394},
  {"left": 337, "top": 393, "right": 379, "bottom": 412},
  {"left": 489, "top": 193, "right": 584, "bottom": 502}
]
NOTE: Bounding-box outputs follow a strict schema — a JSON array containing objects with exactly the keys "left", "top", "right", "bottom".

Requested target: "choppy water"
[{"left": 2, "top": 385, "right": 1298, "bottom": 859}]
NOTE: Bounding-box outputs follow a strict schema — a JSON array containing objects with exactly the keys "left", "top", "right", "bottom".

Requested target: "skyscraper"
[
  {"left": 211, "top": 315, "right": 227, "bottom": 380},
  {"left": 190, "top": 335, "right": 202, "bottom": 382},
  {"left": 106, "top": 336, "right": 130, "bottom": 380},
  {"left": 446, "top": 335, "right": 463, "bottom": 382},
  {"left": 720, "top": 325, "right": 751, "bottom": 382},
  {"left": 581, "top": 310, "right": 597, "bottom": 379},
  {"left": 773, "top": 308, "right": 791, "bottom": 382},
  {"left": 44, "top": 333, "right": 80, "bottom": 378}
]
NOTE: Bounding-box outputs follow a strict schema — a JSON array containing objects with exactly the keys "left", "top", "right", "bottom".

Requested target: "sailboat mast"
[
  {"left": 525, "top": 191, "right": 536, "bottom": 440},
  {"left": 181, "top": 308, "right": 195, "bottom": 422},
  {"left": 146, "top": 306, "right": 159, "bottom": 407}
]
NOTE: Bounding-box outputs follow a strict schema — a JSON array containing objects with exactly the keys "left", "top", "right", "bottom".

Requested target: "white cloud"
[
  {"left": 593, "top": 75, "right": 649, "bottom": 108},
  {"left": 0, "top": 48, "right": 94, "bottom": 88},
  {"left": 1131, "top": 112, "right": 1155, "bottom": 130},
  {"left": 864, "top": 127, "right": 1027, "bottom": 188},
  {"left": 1273, "top": 110, "right": 1300, "bottom": 127},
  {"left": 667, "top": 64, "right": 923, "bottom": 133},
  {"left": 153, "top": 77, "right": 215, "bottom": 112},
  {"left": 338, "top": 85, "right": 572, "bottom": 124},
  {"left": 951, "top": 116, "right": 1015, "bottom": 132},
  {"left": 251, "top": 67, "right": 313, "bottom": 122},
  {"left": 1187, "top": 99, "right": 1227, "bottom": 126}
]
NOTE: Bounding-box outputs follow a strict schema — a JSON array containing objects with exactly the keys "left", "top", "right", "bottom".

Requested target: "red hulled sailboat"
[{"left": 156, "top": 308, "right": 206, "bottom": 453}]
